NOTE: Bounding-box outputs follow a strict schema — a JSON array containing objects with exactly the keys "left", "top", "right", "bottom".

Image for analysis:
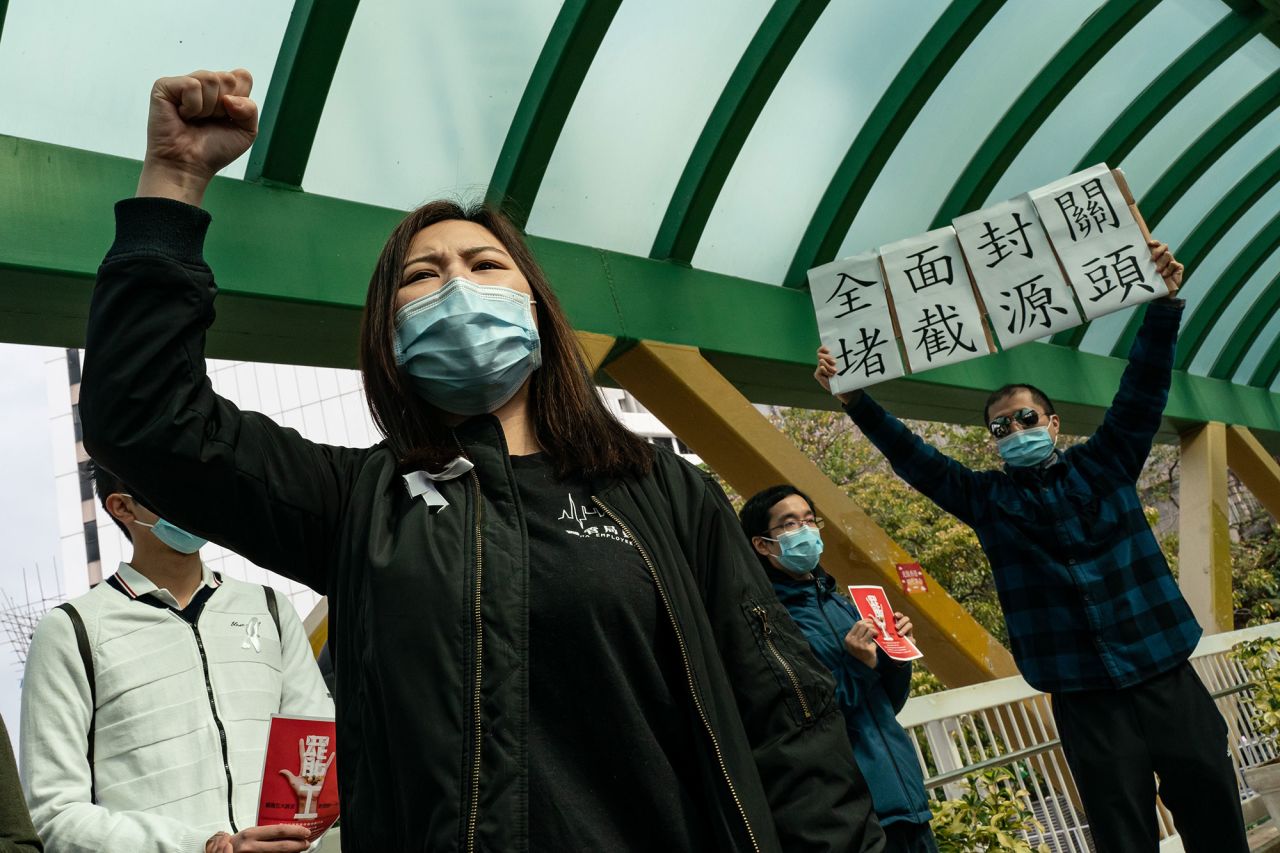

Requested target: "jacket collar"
[
  {"left": 768, "top": 564, "right": 835, "bottom": 604},
  {"left": 110, "top": 561, "right": 220, "bottom": 609}
]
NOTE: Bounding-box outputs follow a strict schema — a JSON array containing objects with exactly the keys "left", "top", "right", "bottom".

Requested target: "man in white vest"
[{"left": 21, "top": 464, "right": 333, "bottom": 853}]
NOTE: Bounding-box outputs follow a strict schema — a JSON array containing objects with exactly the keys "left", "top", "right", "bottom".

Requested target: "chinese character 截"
[{"left": 911, "top": 304, "right": 978, "bottom": 362}]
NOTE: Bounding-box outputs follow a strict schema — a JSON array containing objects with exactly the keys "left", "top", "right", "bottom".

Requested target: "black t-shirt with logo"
[{"left": 510, "top": 452, "right": 713, "bottom": 852}]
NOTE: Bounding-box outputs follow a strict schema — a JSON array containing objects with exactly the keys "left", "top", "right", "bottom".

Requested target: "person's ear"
[
  {"left": 104, "top": 493, "right": 136, "bottom": 526},
  {"left": 752, "top": 536, "right": 773, "bottom": 558},
  {"left": 1048, "top": 413, "right": 1061, "bottom": 437}
]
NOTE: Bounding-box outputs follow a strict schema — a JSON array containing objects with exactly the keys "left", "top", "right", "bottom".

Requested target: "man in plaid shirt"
[{"left": 816, "top": 240, "right": 1246, "bottom": 853}]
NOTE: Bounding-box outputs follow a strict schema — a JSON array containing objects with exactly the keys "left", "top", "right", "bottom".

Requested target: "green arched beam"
[
  {"left": 649, "top": 0, "right": 828, "bottom": 264},
  {"left": 1074, "top": 8, "right": 1271, "bottom": 174},
  {"left": 1250, "top": 322, "right": 1280, "bottom": 389},
  {"left": 486, "top": 0, "right": 622, "bottom": 229},
  {"left": 1172, "top": 208, "right": 1280, "bottom": 371},
  {"left": 928, "top": 0, "right": 1159, "bottom": 230},
  {"left": 1105, "top": 69, "right": 1280, "bottom": 358},
  {"left": 783, "top": 0, "right": 1002, "bottom": 288},
  {"left": 1210, "top": 267, "right": 1280, "bottom": 381},
  {"left": 1129, "top": 67, "right": 1280, "bottom": 232},
  {"left": 1056, "top": 143, "right": 1280, "bottom": 349},
  {"left": 0, "top": 1, "right": 9, "bottom": 47},
  {"left": 243, "top": 0, "right": 360, "bottom": 188}
]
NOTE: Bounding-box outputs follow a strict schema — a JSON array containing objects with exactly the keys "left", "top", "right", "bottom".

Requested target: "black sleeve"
[
  {"left": 688, "top": 469, "right": 885, "bottom": 852},
  {"left": 0, "top": 713, "right": 44, "bottom": 852},
  {"left": 80, "top": 198, "right": 367, "bottom": 594}
]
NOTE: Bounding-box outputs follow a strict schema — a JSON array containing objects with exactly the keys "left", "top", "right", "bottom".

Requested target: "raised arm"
[
  {"left": 1078, "top": 241, "right": 1185, "bottom": 481},
  {"left": 80, "top": 72, "right": 364, "bottom": 593},
  {"left": 816, "top": 350, "right": 984, "bottom": 525}
]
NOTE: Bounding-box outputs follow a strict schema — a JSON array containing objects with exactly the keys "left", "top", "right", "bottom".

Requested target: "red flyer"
[
  {"left": 895, "top": 562, "right": 929, "bottom": 595},
  {"left": 256, "top": 715, "right": 339, "bottom": 843},
  {"left": 847, "top": 585, "right": 923, "bottom": 662}
]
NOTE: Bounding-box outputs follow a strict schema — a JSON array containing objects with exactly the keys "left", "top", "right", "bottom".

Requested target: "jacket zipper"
[
  {"left": 464, "top": 467, "right": 485, "bottom": 853},
  {"left": 593, "top": 497, "right": 761, "bottom": 853},
  {"left": 188, "top": 621, "right": 238, "bottom": 832},
  {"left": 750, "top": 605, "right": 813, "bottom": 722}
]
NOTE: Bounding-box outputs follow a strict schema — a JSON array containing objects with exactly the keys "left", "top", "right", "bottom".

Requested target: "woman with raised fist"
[{"left": 78, "top": 70, "right": 885, "bottom": 852}]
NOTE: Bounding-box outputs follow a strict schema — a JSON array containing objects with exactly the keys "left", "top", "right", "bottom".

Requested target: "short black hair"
[
  {"left": 90, "top": 460, "right": 133, "bottom": 542},
  {"left": 983, "top": 383, "right": 1056, "bottom": 425},
  {"left": 739, "top": 485, "right": 816, "bottom": 573}
]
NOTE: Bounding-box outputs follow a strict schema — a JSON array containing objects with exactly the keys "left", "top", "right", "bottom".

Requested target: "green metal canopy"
[{"left": 1, "top": 0, "right": 1279, "bottom": 445}]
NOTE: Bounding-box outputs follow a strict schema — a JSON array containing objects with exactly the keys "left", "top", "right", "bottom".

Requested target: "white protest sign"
[
  {"left": 807, "top": 252, "right": 906, "bottom": 394},
  {"left": 1030, "top": 164, "right": 1164, "bottom": 320},
  {"left": 953, "top": 195, "right": 1084, "bottom": 348},
  {"left": 879, "top": 227, "right": 992, "bottom": 372}
]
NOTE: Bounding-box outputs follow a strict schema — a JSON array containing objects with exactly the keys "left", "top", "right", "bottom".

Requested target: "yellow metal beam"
[
  {"left": 575, "top": 331, "right": 616, "bottom": 373},
  {"left": 304, "top": 596, "right": 329, "bottom": 659},
  {"left": 1179, "top": 422, "right": 1233, "bottom": 634},
  {"left": 605, "top": 340, "right": 1018, "bottom": 687},
  {"left": 1226, "top": 425, "right": 1280, "bottom": 522}
]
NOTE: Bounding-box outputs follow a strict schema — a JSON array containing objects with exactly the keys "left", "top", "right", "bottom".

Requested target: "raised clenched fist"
[{"left": 137, "top": 69, "right": 258, "bottom": 206}]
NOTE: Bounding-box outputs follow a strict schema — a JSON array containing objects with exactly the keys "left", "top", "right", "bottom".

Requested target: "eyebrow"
[{"left": 402, "top": 245, "right": 509, "bottom": 270}]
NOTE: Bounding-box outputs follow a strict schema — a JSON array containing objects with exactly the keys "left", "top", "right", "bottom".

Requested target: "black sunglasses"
[{"left": 989, "top": 407, "right": 1044, "bottom": 438}]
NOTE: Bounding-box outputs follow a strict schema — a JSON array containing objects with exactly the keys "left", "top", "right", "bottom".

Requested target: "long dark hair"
[{"left": 359, "top": 200, "right": 652, "bottom": 481}]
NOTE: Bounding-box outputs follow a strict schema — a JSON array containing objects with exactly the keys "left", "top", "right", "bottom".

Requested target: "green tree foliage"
[{"left": 930, "top": 768, "right": 1050, "bottom": 853}]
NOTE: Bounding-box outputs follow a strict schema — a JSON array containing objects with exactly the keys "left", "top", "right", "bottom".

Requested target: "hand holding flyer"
[
  {"left": 847, "top": 585, "right": 923, "bottom": 662},
  {"left": 257, "top": 715, "right": 340, "bottom": 843}
]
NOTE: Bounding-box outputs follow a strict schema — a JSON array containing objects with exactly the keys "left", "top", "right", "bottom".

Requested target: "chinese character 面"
[
  {"left": 825, "top": 272, "right": 877, "bottom": 318},
  {"left": 904, "top": 245, "right": 955, "bottom": 293},
  {"left": 834, "top": 328, "right": 890, "bottom": 378},
  {"left": 1054, "top": 177, "right": 1119, "bottom": 242},
  {"left": 998, "top": 274, "right": 1070, "bottom": 335},
  {"left": 911, "top": 304, "right": 977, "bottom": 362},
  {"left": 1082, "top": 245, "right": 1153, "bottom": 304},
  {"left": 975, "top": 212, "right": 1035, "bottom": 268}
]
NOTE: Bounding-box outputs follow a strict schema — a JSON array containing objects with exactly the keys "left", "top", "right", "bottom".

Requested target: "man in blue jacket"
[
  {"left": 815, "top": 241, "right": 1247, "bottom": 853},
  {"left": 741, "top": 486, "right": 936, "bottom": 853}
]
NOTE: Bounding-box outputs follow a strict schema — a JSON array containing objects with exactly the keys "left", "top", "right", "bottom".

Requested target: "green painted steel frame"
[
  {"left": 1104, "top": 69, "right": 1280, "bottom": 358},
  {"left": 783, "top": 0, "right": 1002, "bottom": 288},
  {"left": 485, "top": 0, "right": 621, "bottom": 228},
  {"left": 1173, "top": 208, "right": 1280, "bottom": 371},
  {"left": 1130, "top": 69, "right": 1280, "bottom": 235},
  {"left": 1212, "top": 268, "right": 1280, "bottom": 380},
  {"left": 1251, "top": 324, "right": 1280, "bottom": 389},
  {"left": 928, "top": 0, "right": 1160, "bottom": 230},
  {"left": 5, "top": 135, "right": 1280, "bottom": 450},
  {"left": 1074, "top": 8, "right": 1270, "bottom": 174},
  {"left": 243, "top": 0, "right": 360, "bottom": 188},
  {"left": 650, "top": 0, "right": 827, "bottom": 264}
]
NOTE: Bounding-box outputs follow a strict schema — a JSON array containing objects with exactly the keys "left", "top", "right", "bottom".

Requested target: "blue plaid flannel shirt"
[{"left": 846, "top": 299, "right": 1201, "bottom": 693}]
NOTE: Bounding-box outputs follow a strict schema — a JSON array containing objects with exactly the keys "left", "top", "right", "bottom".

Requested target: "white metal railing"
[{"left": 899, "top": 622, "right": 1280, "bottom": 850}]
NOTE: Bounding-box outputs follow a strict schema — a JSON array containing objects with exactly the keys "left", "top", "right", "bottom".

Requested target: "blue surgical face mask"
[
  {"left": 394, "top": 278, "right": 541, "bottom": 416},
  {"left": 136, "top": 518, "right": 207, "bottom": 554},
  {"left": 765, "top": 526, "right": 824, "bottom": 576},
  {"left": 996, "top": 426, "right": 1057, "bottom": 467}
]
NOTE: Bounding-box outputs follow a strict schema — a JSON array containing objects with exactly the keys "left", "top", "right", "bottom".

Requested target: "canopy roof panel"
[{"left": 2, "top": 0, "right": 1279, "bottom": 433}]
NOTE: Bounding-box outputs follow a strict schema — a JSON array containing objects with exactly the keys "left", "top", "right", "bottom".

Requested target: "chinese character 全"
[{"left": 825, "top": 272, "right": 877, "bottom": 318}]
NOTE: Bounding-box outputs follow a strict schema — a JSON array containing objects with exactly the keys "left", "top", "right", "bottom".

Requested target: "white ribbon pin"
[
  {"left": 402, "top": 456, "right": 475, "bottom": 513},
  {"left": 242, "top": 616, "right": 262, "bottom": 654}
]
